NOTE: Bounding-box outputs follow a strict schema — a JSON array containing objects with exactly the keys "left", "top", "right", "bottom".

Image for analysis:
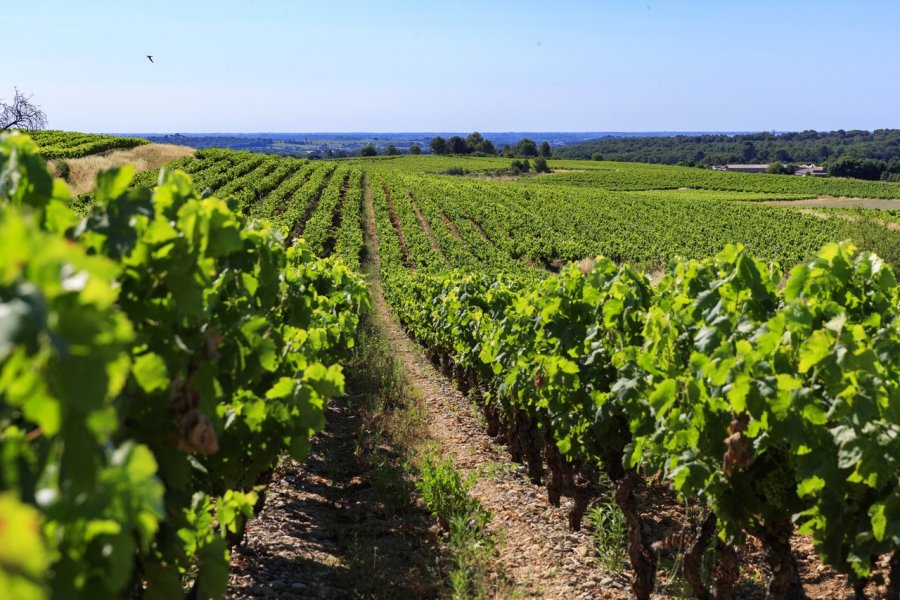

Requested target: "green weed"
[
  {"left": 587, "top": 501, "right": 628, "bottom": 572},
  {"left": 417, "top": 457, "right": 483, "bottom": 528},
  {"left": 417, "top": 457, "right": 496, "bottom": 599}
]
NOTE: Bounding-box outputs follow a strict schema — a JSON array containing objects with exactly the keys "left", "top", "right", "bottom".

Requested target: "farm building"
[
  {"left": 715, "top": 164, "right": 769, "bottom": 173},
  {"left": 794, "top": 164, "right": 828, "bottom": 176},
  {"left": 712, "top": 163, "right": 828, "bottom": 176}
]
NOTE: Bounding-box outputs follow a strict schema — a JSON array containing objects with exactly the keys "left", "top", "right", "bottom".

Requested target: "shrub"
[
  {"left": 510, "top": 159, "right": 530, "bottom": 174},
  {"left": 533, "top": 156, "right": 551, "bottom": 173},
  {"left": 766, "top": 161, "right": 792, "bottom": 175},
  {"left": 53, "top": 159, "right": 70, "bottom": 180}
]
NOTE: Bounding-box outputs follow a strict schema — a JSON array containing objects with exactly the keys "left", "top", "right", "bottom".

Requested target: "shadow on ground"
[{"left": 227, "top": 396, "right": 442, "bottom": 599}]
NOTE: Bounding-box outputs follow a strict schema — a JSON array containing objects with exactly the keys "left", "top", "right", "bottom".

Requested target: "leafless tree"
[{"left": 0, "top": 88, "right": 48, "bottom": 131}]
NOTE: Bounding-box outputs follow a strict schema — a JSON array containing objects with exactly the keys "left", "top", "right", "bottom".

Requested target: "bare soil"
[{"left": 226, "top": 397, "right": 441, "bottom": 600}]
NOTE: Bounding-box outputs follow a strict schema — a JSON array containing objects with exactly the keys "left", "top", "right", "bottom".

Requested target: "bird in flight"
[{"left": 146, "top": 55, "right": 154, "bottom": 63}]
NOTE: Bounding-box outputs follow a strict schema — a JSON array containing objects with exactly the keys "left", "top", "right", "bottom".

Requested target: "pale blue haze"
[{"left": 4, "top": 0, "right": 899, "bottom": 132}]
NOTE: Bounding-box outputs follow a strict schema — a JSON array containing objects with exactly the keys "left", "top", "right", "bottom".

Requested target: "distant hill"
[
  {"left": 126, "top": 131, "right": 742, "bottom": 158},
  {"left": 557, "top": 130, "right": 900, "bottom": 171}
]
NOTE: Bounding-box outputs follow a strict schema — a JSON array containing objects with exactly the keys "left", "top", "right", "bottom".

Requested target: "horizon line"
[{"left": 102, "top": 129, "right": 872, "bottom": 137}]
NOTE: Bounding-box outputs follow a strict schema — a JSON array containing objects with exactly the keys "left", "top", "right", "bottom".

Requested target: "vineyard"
[
  {"left": 0, "top": 135, "right": 367, "bottom": 599},
  {"left": 361, "top": 159, "right": 900, "bottom": 598},
  {"left": 349, "top": 154, "right": 900, "bottom": 201},
  {"left": 5, "top": 134, "right": 900, "bottom": 599},
  {"left": 524, "top": 164, "right": 900, "bottom": 198},
  {"left": 29, "top": 130, "right": 149, "bottom": 159}
]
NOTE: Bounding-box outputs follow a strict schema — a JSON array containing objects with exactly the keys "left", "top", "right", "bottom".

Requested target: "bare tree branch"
[{"left": 0, "top": 88, "right": 48, "bottom": 131}]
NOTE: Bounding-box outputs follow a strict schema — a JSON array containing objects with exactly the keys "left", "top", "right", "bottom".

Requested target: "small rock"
[{"left": 247, "top": 585, "right": 271, "bottom": 596}]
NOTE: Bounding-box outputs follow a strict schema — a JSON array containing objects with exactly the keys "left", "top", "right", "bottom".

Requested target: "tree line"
[
  {"left": 355, "top": 133, "right": 553, "bottom": 159},
  {"left": 558, "top": 129, "right": 900, "bottom": 180},
  {"left": 429, "top": 132, "right": 552, "bottom": 158}
]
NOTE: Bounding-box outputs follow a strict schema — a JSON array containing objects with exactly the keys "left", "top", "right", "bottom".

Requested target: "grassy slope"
[{"left": 53, "top": 143, "right": 195, "bottom": 195}]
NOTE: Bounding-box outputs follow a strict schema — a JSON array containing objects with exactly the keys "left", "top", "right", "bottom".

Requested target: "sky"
[{"left": 4, "top": 0, "right": 900, "bottom": 133}]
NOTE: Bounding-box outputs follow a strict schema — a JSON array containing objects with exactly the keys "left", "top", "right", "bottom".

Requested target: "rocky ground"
[{"left": 227, "top": 396, "right": 441, "bottom": 599}]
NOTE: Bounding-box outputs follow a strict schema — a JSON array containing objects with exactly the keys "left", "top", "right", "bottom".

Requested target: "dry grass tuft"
[
  {"left": 649, "top": 268, "right": 666, "bottom": 286},
  {"left": 577, "top": 257, "right": 596, "bottom": 274},
  {"left": 52, "top": 144, "right": 195, "bottom": 196}
]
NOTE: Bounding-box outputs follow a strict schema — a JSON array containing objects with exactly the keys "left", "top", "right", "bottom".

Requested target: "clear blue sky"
[{"left": 5, "top": 0, "right": 899, "bottom": 133}]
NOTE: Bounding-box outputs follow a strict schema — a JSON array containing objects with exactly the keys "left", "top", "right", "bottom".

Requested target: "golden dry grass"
[
  {"left": 762, "top": 195, "right": 900, "bottom": 208},
  {"left": 52, "top": 144, "right": 195, "bottom": 196},
  {"left": 576, "top": 257, "right": 596, "bottom": 274},
  {"left": 797, "top": 207, "right": 900, "bottom": 232}
]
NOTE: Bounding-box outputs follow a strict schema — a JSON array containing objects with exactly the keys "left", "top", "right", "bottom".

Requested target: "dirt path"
[
  {"left": 361, "top": 176, "right": 628, "bottom": 600},
  {"left": 226, "top": 394, "right": 441, "bottom": 599},
  {"left": 228, "top": 176, "right": 442, "bottom": 600}
]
